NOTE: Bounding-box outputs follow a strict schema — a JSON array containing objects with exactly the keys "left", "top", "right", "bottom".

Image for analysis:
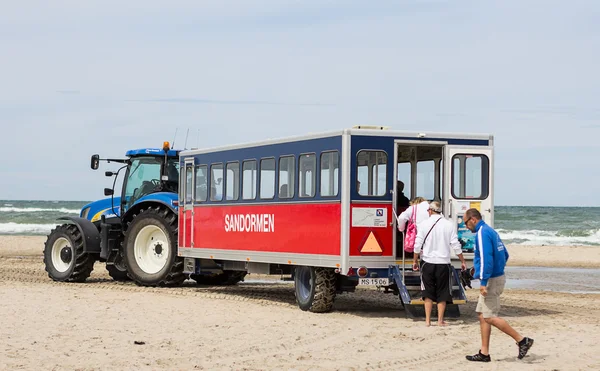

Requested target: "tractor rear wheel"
[
  {"left": 294, "top": 266, "right": 337, "bottom": 313},
  {"left": 123, "top": 206, "right": 184, "bottom": 287},
  {"left": 43, "top": 224, "right": 95, "bottom": 282}
]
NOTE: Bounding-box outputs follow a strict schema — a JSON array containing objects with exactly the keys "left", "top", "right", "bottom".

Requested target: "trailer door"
[
  {"left": 180, "top": 158, "right": 195, "bottom": 248},
  {"left": 443, "top": 145, "right": 493, "bottom": 252}
]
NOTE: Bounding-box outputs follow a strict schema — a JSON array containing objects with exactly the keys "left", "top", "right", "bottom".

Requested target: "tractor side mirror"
[
  {"left": 104, "top": 188, "right": 114, "bottom": 196},
  {"left": 91, "top": 154, "right": 100, "bottom": 170}
]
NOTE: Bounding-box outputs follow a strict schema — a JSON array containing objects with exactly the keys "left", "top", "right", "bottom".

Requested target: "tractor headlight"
[{"left": 81, "top": 207, "right": 90, "bottom": 219}]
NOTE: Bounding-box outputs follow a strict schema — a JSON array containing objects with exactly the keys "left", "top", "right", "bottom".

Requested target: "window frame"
[
  {"left": 356, "top": 149, "right": 388, "bottom": 197},
  {"left": 259, "top": 157, "right": 276, "bottom": 200},
  {"left": 242, "top": 159, "right": 258, "bottom": 200},
  {"left": 298, "top": 152, "right": 317, "bottom": 198},
  {"left": 194, "top": 164, "right": 207, "bottom": 202},
  {"left": 225, "top": 161, "right": 240, "bottom": 201},
  {"left": 278, "top": 155, "right": 295, "bottom": 199},
  {"left": 320, "top": 150, "right": 339, "bottom": 198},
  {"left": 209, "top": 162, "right": 224, "bottom": 202},
  {"left": 450, "top": 153, "right": 490, "bottom": 200}
]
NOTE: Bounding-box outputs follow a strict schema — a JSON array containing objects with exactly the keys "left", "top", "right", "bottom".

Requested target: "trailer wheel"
[
  {"left": 43, "top": 224, "right": 96, "bottom": 282},
  {"left": 294, "top": 266, "right": 337, "bottom": 313},
  {"left": 123, "top": 206, "right": 185, "bottom": 287},
  {"left": 191, "top": 271, "right": 247, "bottom": 285}
]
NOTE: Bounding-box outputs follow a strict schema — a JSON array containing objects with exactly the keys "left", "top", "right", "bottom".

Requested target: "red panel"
[
  {"left": 349, "top": 203, "right": 394, "bottom": 257},
  {"left": 179, "top": 209, "right": 193, "bottom": 247},
  {"left": 188, "top": 203, "right": 341, "bottom": 255}
]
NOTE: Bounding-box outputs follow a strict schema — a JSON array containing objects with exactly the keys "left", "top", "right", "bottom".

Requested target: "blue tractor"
[{"left": 43, "top": 142, "right": 186, "bottom": 286}]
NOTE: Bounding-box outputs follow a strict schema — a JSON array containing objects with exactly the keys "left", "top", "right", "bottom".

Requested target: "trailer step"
[
  {"left": 389, "top": 264, "right": 469, "bottom": 318},
  {"left": 409, "top": 299, "right": 466, "bottom": 305}
]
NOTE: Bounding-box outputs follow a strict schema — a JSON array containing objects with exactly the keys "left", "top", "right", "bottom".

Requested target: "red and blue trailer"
[{"left": 177, "top": 126, "right": 494, "bottom": 314}]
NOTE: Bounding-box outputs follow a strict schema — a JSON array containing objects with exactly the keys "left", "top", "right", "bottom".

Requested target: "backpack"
[{"left": 404, "top": 206, "right": 417, "bottom": 253}]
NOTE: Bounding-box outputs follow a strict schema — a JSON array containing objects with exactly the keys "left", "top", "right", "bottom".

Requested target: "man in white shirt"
[{"left": 413, "top": 201, "right": 467, "bottom": 326}]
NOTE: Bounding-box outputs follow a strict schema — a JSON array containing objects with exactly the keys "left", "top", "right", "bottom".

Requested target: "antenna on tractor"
[
  {"left": 171, "top": 127, "right": 178, "bottom": 149},
  {"left": 183, "top": 128, "right": 190, "bottom": 149}
]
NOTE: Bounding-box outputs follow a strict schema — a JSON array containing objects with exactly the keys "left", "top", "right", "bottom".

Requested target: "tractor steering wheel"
[{"left": 138, "top": 180, "right": 159, "bottom": 197}]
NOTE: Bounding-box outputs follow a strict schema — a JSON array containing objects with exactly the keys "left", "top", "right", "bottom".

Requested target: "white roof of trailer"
[{"left": 180, "top": 127, "right": 493, "bottom": 156}]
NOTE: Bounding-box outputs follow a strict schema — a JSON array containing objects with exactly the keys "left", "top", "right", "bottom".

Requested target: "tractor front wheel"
[{"left": 43, "top": 224, "right": 95, "bottom": 282}]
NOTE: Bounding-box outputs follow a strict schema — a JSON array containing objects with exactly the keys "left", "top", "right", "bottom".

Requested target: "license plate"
[{"left": 358, "top": 278, "right": 390, "bottom": 286}]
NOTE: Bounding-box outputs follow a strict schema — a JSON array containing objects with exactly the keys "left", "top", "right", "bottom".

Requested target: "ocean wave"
[
  {"left": 0, "top": 223, "right": 60, "bottom": 235},
  {"left": 497, "top": 228, "right": 600, "bottom": 246},
  {"left": 0, "top": 207, "right": 80, "bottom": 214}
]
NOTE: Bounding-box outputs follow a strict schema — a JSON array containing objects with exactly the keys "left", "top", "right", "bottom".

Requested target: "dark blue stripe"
[
  {"left": 182, "top": 136, "right": 342, "bottom": 203},
  {"left": 350, "top": 135, "right": 490, "bottom": 201}
]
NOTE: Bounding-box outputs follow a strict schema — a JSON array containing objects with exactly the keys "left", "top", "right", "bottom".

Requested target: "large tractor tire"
[
  {"left": 123, "top": 206, "right": 184, "bottom": 287},
  {"left": 191, "top": 271, "right": 247, "bottom": 286},
  {"left": 106, "top": 252, "right": 130, "bottom": 281},
  {"left": 294, "top": 266, "right": 337, "bottom": 313},
  {"left": 106, "top": 264, "right": 129, "bottom": 281},
  {"left": 43, "top": 224, "right": 96, "bottom": 282}
]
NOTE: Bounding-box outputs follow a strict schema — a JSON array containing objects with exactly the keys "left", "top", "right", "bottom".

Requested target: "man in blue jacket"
[{"left": 463, "top": 208, "right": 534, "bottom": 362}]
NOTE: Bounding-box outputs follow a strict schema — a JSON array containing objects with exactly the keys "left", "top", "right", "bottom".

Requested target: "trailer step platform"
[{"left": 388, "top": 265, "right": 468, "bottom": 318}]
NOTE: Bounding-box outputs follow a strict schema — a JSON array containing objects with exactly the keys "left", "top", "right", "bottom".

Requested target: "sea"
[{"left": 1, "top": 200, "right": 599, "bottom": 246}]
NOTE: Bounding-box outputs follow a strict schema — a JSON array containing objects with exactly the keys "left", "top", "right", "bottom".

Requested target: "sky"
[{"left": 1, "top": 0, "right": 599, "bottom": 206}]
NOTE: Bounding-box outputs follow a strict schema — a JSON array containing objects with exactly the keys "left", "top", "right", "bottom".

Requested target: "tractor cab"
[
  {"left": 88, "top": 142, "right": 180, "bottom": 219},
  {"left": 120, "top": 148, "right": 180, "bottom": 213}
]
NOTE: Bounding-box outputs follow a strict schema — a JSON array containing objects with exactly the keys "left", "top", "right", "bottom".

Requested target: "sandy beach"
[{"left": 1, "top": 236, "right": 600, "bottom": 370}]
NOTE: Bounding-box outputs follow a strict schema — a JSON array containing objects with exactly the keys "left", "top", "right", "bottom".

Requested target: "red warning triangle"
[{"left": 360, "top": 231, "right": 383, "bottom": 254}]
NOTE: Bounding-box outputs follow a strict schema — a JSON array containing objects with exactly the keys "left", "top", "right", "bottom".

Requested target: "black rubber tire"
[
  {"left": 294, "top": 266, "right": 337, "bottom": 313},
  {"left": 106, "top": 263, "right": 130, "bottom": 281},
  {"left": 191, "top": 271, "right": 247, "bottom": 286},
  {"left": 43, "top": 224, "right": 95, "bottom": 282},
  {"left": 122, "top": 206, "right": 184, "bottom": 287}
]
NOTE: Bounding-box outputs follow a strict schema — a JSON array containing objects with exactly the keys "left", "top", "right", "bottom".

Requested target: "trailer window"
[
  {"left": 210, "top": 163, "right": 223, "bottom": 201},
  {"left": 452, "top": 154, "right": 489, "bottom": 199},
  {"left": 278, "top": 156, "right": 295, "bottom": 199},
  {"left": 242, "top": 160, "right": 257, "bottom": 200},
  {"left": 416, "top": 160, "right": 435, "bottom": 200},
  {"left": 397, "top": 162, "right": 411, "bottom": 199},
  {"left": 226, "top": 162, "right": 239, "bottom": 201},
  {"left": 195, "top": 165, "right": 207, "bottom": 202},
  {"left": 299, "top": 153, "right": 316, "bottom": 198},
  {"left": 320, "top": 151, "right": 339, "bottom": 197},
  {"left": 260, "top": 158, "right": 276, "bottom": 199},
  {"left": 357, "top": 150, "right": 387, "bottom": 196}
]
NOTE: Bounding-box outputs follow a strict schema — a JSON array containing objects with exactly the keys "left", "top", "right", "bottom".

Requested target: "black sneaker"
[
  {"left": 466, "top": 351, "right": 491, "bottom": 362},
  {"left": 517, "top": 337, "right": 534, "bottom": 359}
]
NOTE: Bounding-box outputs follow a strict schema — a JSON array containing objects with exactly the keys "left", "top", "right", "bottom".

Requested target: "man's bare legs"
[
  {"left": 479, "top": 313, "right": 524, "bottom": 355},
  {"left": 424, "top": 298, "right": 433, "bottom": 326},
  {"left": 437, "top": 302, "right": 447, "bottom": 326}
]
